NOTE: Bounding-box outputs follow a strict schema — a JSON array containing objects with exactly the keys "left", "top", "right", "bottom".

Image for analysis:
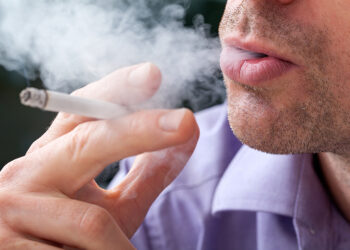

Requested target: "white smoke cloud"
[{"left": 0, "top": 0, "right": 224, "bottom": 110}]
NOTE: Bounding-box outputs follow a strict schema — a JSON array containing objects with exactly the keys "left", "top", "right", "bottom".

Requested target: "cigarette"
[{"left": 20, "top": 87, "right": 130, "bottom": 119}]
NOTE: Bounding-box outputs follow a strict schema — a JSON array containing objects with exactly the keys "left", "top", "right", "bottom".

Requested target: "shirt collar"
[
  {"left": 171, "top": 103, "right": 242, "bottom": 187},
  {"left": 211, "top": 145, "right": 332, "bottom": 239},
  {"left": 212, "top": 145, "right": 308, "bottom": 217}
]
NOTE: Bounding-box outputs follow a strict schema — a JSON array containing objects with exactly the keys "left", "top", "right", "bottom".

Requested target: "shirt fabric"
[{"left": 109, "top": 103, "right": 350, "bottom": 250}]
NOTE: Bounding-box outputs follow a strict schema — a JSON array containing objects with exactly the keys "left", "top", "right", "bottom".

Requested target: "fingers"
[
  {"left": 2, "top": 240, "right": 62, "bottom": 250},
  {"left": 27, "top": 62, "right": 161, "bottom": 154},
  {"left": 0, "top": 222, "right": 62, "bottom": 249},
  {"left": 110, "top": 130, "right": 199, "bottom": 237},
  {"left": 2, "top": 195, "right": 135, "bottom": 250},
  {"left": 22, "top": 108, "right": 197, "bottom": 196},
  {"left": 76, "top": 125, "right": 200, "bottom": 237}
]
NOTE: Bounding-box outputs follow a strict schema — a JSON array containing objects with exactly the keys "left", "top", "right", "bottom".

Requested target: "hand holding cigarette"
[{"left": 0, "top": 63, "right": 199, "bottom": 249}]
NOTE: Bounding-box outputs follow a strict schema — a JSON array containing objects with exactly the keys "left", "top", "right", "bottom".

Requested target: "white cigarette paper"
[{"left": 20, "top": 87, "right": 129, "bottom": 119}]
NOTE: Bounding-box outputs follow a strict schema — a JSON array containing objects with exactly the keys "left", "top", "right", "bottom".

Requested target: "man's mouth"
[{"left": 220, "top": 45, "right": 295, "bottom": 86}]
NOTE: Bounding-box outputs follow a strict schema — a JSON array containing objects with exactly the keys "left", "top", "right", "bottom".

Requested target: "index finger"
[
  {"left": 27, "top": 62, "right": 161, "bottom": 154},
  {"left": 22, "top": 108, "right": 198, "bottom": 196}
]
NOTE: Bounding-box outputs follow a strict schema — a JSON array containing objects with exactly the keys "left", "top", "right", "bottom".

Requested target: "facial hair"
[{"left": 219, "top": 0, "right": 350, "bottom": 155}]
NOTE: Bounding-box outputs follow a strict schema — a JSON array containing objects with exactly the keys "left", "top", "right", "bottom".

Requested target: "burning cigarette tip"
[
  {"left": 19, "top": 87, "right": 130, "bottom": 120},
  {"left": 20, "top": 87, "right": 47, "bottom": 108}
]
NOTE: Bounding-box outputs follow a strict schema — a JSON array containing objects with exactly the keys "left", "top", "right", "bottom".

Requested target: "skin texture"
[
  {"left": 219, "top": 0, "right": 350, "bottom": 220},
  {"left": 0, "top": 63, "right": 199, "bottom": 249}
]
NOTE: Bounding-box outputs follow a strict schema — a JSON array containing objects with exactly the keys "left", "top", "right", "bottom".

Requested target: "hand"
[{"left": 0, "top": 63, "right": 199, "bottom": 249}]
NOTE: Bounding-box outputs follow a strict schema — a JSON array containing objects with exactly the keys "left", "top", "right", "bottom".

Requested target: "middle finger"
[{"left": 23, "top": 108, "right": 197, "bottom": 195}]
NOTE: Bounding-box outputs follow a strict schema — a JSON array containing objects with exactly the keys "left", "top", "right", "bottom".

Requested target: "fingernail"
[
  {"left": 128, "top": 63, "right": 152, "bottom": 86},
  {"left": 159, "top": 109, "right": 187, "bottom": 132}
]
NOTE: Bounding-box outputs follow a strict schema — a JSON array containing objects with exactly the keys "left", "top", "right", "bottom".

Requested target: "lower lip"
[{"left": 220, "top": 47, "right": 295, "bottom": 86}]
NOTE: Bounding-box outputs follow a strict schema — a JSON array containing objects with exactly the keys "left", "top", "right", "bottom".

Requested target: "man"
[{"left": 0, "top": 0, "right": 350, "bottom": 249}]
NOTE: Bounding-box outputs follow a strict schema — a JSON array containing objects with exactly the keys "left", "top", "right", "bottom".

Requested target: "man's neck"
[{"left": 319, "top": 152, "right": 350, "bottom": 222}]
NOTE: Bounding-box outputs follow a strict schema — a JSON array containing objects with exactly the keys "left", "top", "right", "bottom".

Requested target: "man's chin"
[
  {"left": 230, "top": 126, "right": 302, "bottom": 155},
  {"left": 225, "top": 79, "right": 317, "bottom": 155},
  {"left": 229, "top": 124, "right": 282, "bottom": 154},
  {"left": 227, "top": 104, "right": 315, "bottom": 155}
]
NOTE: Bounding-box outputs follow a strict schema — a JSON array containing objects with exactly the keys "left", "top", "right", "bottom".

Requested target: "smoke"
[
  {"left": 221, "top": 47, "right": 266, "bottom": 62},
  {"left": 0, "top": 0, "right": 224, "bottom": 110}
]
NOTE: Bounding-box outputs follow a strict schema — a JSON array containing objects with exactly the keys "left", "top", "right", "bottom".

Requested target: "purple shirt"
[{"left": 109, "top": 103, "right": 350, "bottom": 250}]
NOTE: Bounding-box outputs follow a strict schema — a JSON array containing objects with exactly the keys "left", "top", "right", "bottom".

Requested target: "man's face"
[{"left": 219, "top": 0, "right": 350, "bottom": 155}]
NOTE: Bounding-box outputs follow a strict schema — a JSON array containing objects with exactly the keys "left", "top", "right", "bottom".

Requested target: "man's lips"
[{"left": 220, "top": 43, "right": 296, "bottom": 86}]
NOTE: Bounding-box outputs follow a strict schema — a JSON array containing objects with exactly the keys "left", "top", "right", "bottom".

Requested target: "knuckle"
[
  {"left": 2, "top": 159, "right": 20, "bottom": 173},
  {"left": 26, "top": 141, "right": 40, "bottom": 154},
  {"left": 68, "top": 125, "right": 92, "bottom": 162},
  {"left": 126, "top": 114, "right": 148, "bottom": 135},
  {"left": 78, "top": 206, "right": 112, "bottom": 239},
  {"left": 0, "top": 158, "right": 24, "bottom": 185}
]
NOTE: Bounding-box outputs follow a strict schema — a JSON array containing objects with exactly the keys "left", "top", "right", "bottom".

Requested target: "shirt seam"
[
  {"left": 330, "top": 201, "right": 334, "bottom": 250},
  {"left": 292, "top": 154, "right": 307, "bottom": 250}
]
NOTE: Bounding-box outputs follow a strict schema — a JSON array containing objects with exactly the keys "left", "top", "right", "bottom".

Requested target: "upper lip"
[{"left": 222, "top": 36, "right": 296, "bottom": 64}]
